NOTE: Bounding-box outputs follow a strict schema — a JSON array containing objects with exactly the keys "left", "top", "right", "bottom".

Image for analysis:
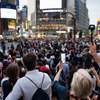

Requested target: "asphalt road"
[{"left": 0, "top": 41, "right": 18, "bottom": 54}]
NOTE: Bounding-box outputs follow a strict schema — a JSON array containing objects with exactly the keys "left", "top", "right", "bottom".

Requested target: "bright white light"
[
  {"left": 1, "top": 8, "right": 16, "bottom": 19},
  {"left": 23, "top": 34, "right": 28, "bottom": 37},
  {"left": 40, "top": 0, "right": 62, "bottom": 9},
  {"left": 43, "top": 10, "right": 63, "bottom": 12}
]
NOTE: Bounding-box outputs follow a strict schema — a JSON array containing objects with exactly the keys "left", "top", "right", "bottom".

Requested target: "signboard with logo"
[
  {"left": 8, "top": 20, "right": 15, "bottom": 30},
  {"left": 0, "top": 3, "right": 16, "bottom": 19}
]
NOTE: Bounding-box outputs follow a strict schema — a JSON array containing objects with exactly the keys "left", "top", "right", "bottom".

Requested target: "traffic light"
[{"left": 96, "top": 32, "right": 98, "bottom": 35}]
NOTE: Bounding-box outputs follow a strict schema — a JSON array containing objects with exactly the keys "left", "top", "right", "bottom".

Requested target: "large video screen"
[
  {"left": 1, "top": 8, "right": 17, "bottom": 19},
  {"left": 40, "top": 0, "right": 62, "bottom": 9}
]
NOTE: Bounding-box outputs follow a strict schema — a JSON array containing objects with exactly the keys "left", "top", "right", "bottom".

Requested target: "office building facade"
[
  {"left": 0, "top": 0, "right": 16, "bottom": 35},
  {"left": 26, "top": 0, "right": 89, "bottom": 37},
  {"left": 77, "top": 0, "right": 89, "bottom": 30}
]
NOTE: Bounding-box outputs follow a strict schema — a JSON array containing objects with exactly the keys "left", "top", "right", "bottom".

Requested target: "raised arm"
[
  {"left": 54, "top": 62, "right": 63, "bottom": 82},
  {"left": 90, "top": 42, "right": 100, "bottom": 67}
]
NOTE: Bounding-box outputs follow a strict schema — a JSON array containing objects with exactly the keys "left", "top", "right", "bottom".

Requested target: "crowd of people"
[{"left": 0, "top": 38, "right": 100, "bottom": 100}]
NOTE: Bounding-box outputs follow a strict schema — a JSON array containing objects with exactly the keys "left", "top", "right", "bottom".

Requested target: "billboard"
[
  {"left": 8, "top": 20, "right": 15, "bottom": 30},
  {"left": 1, "top": 8, "right": 16, "bottom": 19},
  {"left": 40, "top": 0, "right": 66, "bottom": 10},
  {"left": 0, "top": 2, "right": 16, "bottom": 9}
]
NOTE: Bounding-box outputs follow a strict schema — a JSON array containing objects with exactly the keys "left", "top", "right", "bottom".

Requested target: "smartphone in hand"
[{"left": 61, "top": 53, "right": 66, "bottom": 63}]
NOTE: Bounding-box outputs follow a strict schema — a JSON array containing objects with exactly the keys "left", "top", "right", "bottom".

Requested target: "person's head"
[
  {"left": 36, "top": 62, "right": 43, "bottom": 69},
  {"left": 71, "top": 69, "right": 93, "bottom": 99},
  {"left": 19, "top": 66, "right": 26, "bottom": 78},
  {"left": 86, "top": 53, "right": 94, "bottom": 68},
  {"left": 23, "top": 53, "right": 37, "bottom": 71},
  {"left": 47, "top": 54, "right": 50, "bottom": 59},
  {"left": 50, "top": 67, "right": 56, "bottom": 76},
  {"left": 18, "top": 61, "right": 23, "bottom": 66},
  {"left": 40, "top": 66, "right": 50, "bottom": 75},
  {"left": 6, "top": 63, "right": 19, "bottom": 85},
  {"left": 42, "top": 60, "right": 47, "bottom": 66},
  {"left": 38, "top": 54, "right": 42, "bottom": 59},
  {"left": 70, "top": 60, "right": 75, "bottom": 68}
]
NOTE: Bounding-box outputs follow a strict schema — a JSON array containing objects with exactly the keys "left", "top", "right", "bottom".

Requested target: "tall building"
[
  {"left": 30, "top": 0, "right": 67, "bottom": 36},
  {"left": 26, "top": 0, "right": 89, "bottom": 37},
  {"left": 66, "top": 0, "right": 75, "bottom": 34},
  {"left": 97, "top": 18, "right": 100, "bottom": 34},
  {"left": 19, "top": 0, "right": 27, "bottom": 10},
  {"left": 27, "top": 0, "right": 36, "bottom": 22},
  {"left": 66, "top": 0, "right": 75, "bottom": 26},
  {"left": 77, "top": 0, "right": 89, "bottom": 30},
  {"left": 0, "top": 0, "right": 17, "bottom": 35}
]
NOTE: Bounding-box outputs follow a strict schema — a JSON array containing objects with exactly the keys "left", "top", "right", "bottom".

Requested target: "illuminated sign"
[
  {"left": 1, "top": 8, "right": 16, "bottom": 19},
  {"left": 8, "top": 20, "right": 15, "bottom": 30},
  {"left": 40, "top": 0, "right": 66, "bottom": 10}
]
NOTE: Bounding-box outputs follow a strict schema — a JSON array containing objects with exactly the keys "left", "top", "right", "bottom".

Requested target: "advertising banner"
[
  {"left": 8, "top": 20, "right": 15, "bottom": 30},
  {"left": 40, "top": 0, "right": 62, "bottom": 9}
]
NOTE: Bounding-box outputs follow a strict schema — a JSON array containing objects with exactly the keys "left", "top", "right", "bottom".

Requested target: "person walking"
[{"left": 1, "top": 40, "right": 6, "bottom": 54}]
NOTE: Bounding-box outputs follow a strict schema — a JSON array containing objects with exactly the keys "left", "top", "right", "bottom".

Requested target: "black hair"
[
  {"left": 42, "top": 60, "right": 47, "bottom": 66},
  {"left": 38, "top": 54, "right": 42, "bottom": 59},
  {"left": 19, "top": 66, "right": 26, "bottom": 78},
  {"left": 86, "top": 53, "right": 94, "bottom": 69},
  {"left": 70, "top": 60, "right": 75, "bottom": 66},
  {"left": 23, "top": 53, "right": 37, "bottom": 71},
  {"left": 18, "top": 61, "right": 23, "bottom": 66},
  {"left": 47, "top": 54, "right": 50, "bottom": 58},
  {"left": 43, "top": 69, "right": 50, "bottom": 75},
  {"left": 50, "top": 67, "right": 56, "bottom": 76},
  {"left": 37, "top": 62, "right": 43, "bottom": 66}
]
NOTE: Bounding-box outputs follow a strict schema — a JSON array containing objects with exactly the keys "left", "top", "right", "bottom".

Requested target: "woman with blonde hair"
[
  {"left": 71, "top": 69, "right": 93, "bottom": 99},
  {"left": 53, "top": 62, "right": 93, "bottom": 100}
]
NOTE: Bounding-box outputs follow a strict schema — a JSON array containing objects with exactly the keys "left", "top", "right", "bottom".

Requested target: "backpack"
[{"left": 25, "top": 74, "right": 49, "bottom": 100}]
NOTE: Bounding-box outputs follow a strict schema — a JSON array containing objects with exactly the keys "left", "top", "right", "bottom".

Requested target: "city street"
[
  {"left": 0, "top": 41, "right": 18, "bottom": 54},
  {"left": 0, "top": 0, "right": 100, "bottom": 100}
]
